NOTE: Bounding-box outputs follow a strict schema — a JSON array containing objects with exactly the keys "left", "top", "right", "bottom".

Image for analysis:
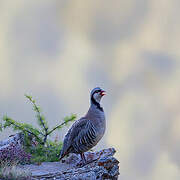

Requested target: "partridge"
[{"left": 59, "top": 87, "right": 106, "bottom": 165}]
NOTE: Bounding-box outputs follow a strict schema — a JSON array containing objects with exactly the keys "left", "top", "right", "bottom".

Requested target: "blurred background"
[{"left": 0, "top": 0, "right": 180, "bottom": 179}]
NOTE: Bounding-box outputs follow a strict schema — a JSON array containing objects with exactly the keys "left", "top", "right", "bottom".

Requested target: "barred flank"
[{"left": 73, "top": 123, "right": 97, "bottom": 153}]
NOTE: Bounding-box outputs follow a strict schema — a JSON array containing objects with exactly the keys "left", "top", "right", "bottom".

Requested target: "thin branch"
[
  {"left": 47, "top": 116, "right": 76, "bottom": 135},
  {"left": 27, "top": 95, "right": 48, "bottom": 131},
  {"left": 25, "top": 95, "right": 48, "bottom": 144},
  {"left": 47, "top": 121, "right": 68, "bottom": 135}
]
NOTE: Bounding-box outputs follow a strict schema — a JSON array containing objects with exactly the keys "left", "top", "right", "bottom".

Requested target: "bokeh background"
[{"left": 1, "top": 0, "right": 180, "bottom": 179}]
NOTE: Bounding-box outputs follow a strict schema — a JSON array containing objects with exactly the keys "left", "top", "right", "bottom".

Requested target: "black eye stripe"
[{"left": 91, "top": 89, "right": 104, "bottom": 112}]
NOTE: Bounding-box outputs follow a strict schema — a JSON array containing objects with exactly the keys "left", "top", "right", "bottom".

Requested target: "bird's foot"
[{"left": 76, "top": 160, "right": 86, "bottom": 167}]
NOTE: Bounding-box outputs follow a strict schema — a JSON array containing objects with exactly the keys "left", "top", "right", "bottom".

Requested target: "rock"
[
  {"left": 25, "top": 148, "right": 120, "bottom": 180},
  {"left": 0, "top": 133, "right": 24, "bottom": 151},
  {"left": 0, "top": 134, "right": 120, "bottom": 179}
]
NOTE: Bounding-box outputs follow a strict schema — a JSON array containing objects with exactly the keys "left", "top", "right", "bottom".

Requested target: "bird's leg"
[
  {"left": 76, "top": 153, "right": 86, "bottom": 167},
  {"left": 80, "top": 153, "right": 86, "bottom": 165}
]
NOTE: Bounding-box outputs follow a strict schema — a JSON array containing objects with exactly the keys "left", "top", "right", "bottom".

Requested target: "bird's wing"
[
  {"left": 73, "top": 120, "right": 97, "bottom": 152},
  {"left": 59, "top": 117, "right": 88, "bottom": 159}
]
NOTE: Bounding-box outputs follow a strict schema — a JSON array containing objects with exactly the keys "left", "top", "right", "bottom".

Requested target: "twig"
[
  {"left": 47, "top": 121, "right": 70, "bottom": 135},
  {"left": 25, "top": 95, "right": 48, "bottom": 145}
]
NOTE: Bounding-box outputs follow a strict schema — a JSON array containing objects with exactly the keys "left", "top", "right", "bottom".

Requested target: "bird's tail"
[
  {"left": 59, "top": 150, "right": 66, "bottom": 160},
  {"left": 59, "top": 147, "right": 70, "bottom": 160},
  {"left": 59, "top": 146, "right": 72, "bottom": 161}
]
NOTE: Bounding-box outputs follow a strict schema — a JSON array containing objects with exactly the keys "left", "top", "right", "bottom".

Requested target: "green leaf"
[
  {"left": 64, "top": 114, "right": 76, "bottom": 124},
  {"left": 24, "top": 94, "right": 32, "bottom": 101},
  {"left": 0, "top": 123, "right": 2, "bottom": 131}
]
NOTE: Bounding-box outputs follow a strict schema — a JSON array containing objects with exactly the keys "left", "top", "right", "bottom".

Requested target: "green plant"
[
  {"left": 0, "top": 123, "right": 2, "bottom": 131},
  {"left": 2, "top": 95, "right": 76, "bottom": 163},
  {"left": 27, "top": 141, "right": 62, "bottom": 163}
]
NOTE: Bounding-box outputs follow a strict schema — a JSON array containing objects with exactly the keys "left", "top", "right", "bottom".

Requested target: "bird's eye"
[{"left": 95, "top": 90, "right": 101, "bottom": 93}]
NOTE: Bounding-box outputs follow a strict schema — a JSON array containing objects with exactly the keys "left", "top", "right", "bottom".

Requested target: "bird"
[{"left": 59, "top": 87, "right": 106, "bottom": 166}]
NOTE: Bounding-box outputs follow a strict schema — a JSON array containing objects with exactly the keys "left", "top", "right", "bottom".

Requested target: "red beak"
[{"left": 100, "top": 90, "right": 106, "bottom": 96}]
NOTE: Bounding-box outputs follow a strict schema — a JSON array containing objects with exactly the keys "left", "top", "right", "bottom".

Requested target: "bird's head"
[{"left": 90, "top": 87, "right": 106, "bottom": 104}]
